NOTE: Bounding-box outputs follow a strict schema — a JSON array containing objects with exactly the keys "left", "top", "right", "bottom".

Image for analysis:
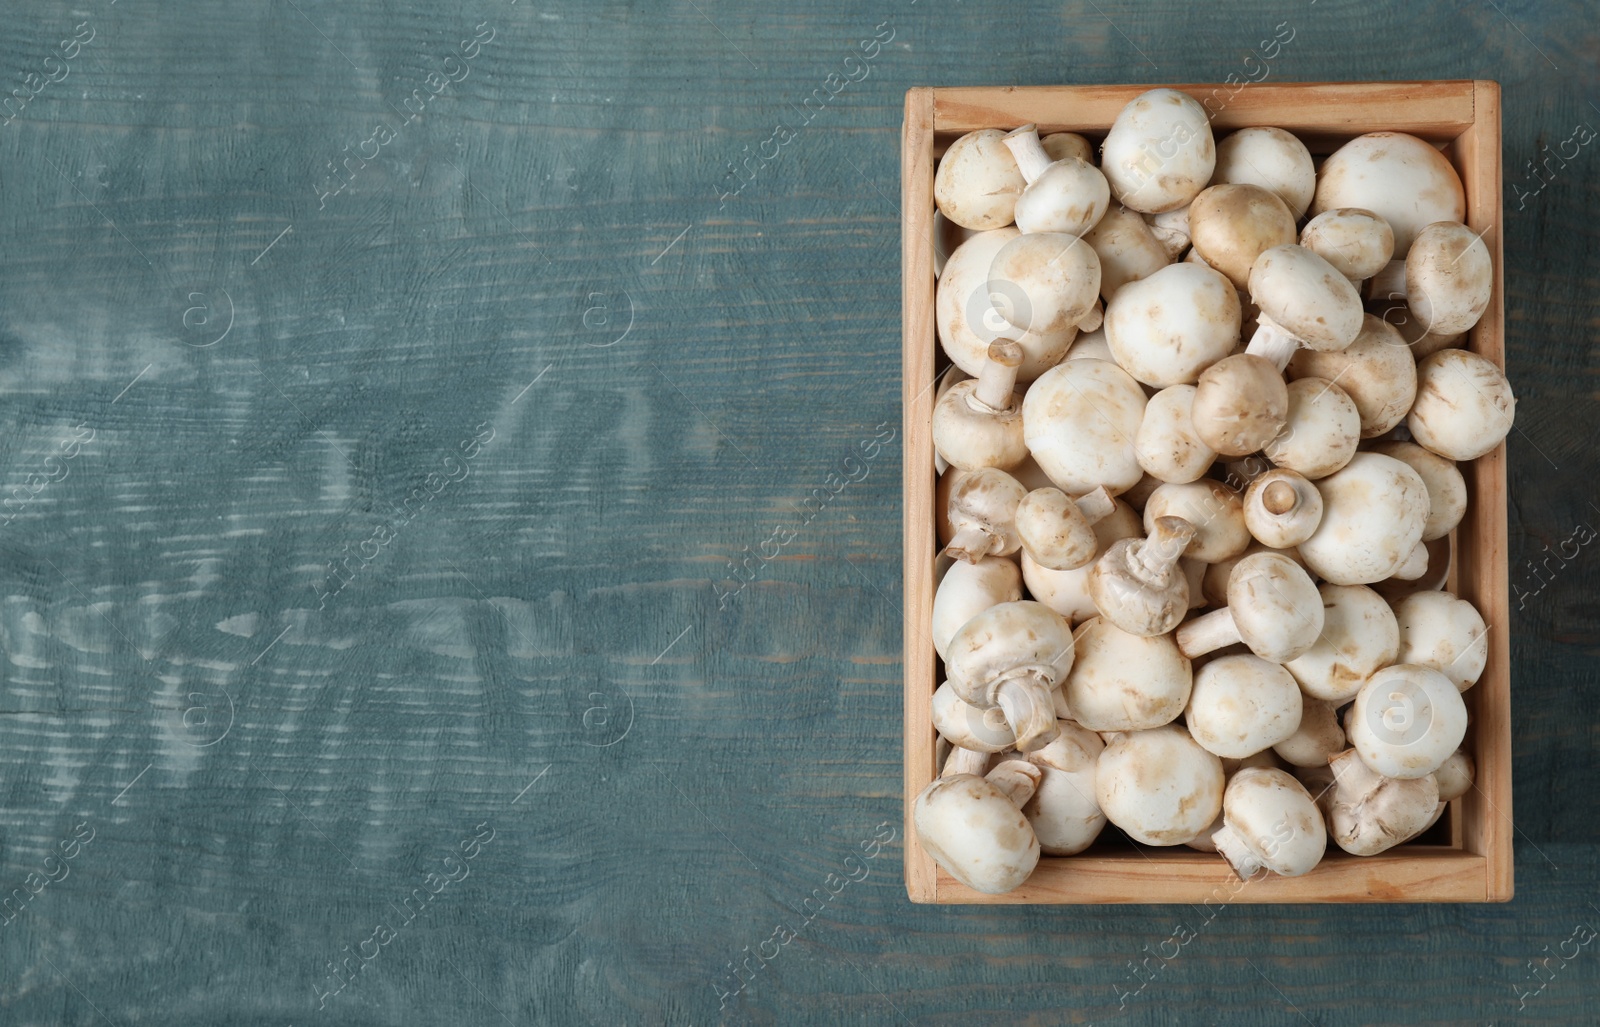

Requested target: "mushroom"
[
  {"left": 936, "top": 228, "right": 1076, "bottom": 380},
  {"left": 1142, "top": 480, "right": 1250, "bottom": 563},
  {"left": 942, "top": 467, "right": 1026, "bottom": 563},
  {"left": 1064, "top": 326, "right": 1113, "bottom": 362},
  {"left": 1261, "top": 377, "right": 1361, "bottom": 480},
  {"left": 1310, "top": 132, "right": 1466, "bottom": 252},
  {"left": 1022, "top": 358, "right": 1147, "bottom": 495},
  {"left": 1347, "top": 664, "right": 1468, "bottom": 779},
  {"left": 1015, "top": 486, "right": 1117, "bottom": 570},
  {"left": 1210, "top": 126, "right": 1316, "bottom": 218},
  {"left": 1374, "top": 535, "right": 1454, "bottom": 600},
  {"left": 1297, "top": 453, "right": 1429, "bottom": 585},
  {"left": 1103, "top": 263, "right": 1241, "bottom": 387},
  {"left": 1407, "top": 349, "right": 1516, "bottom": 461},
  {"left": 1135, "top": 385, "right": 1217, "bottom": 484},
  {"left": 1286, "top": 314, "right": 1417, "bottom": 439},
  {"left": 1200, "top": 541, "right": 1306, "bottom": 609},
  {"left": 1365, "top": 221, "right": 1494, "bottom": 336},
  {"left": 1086, "top": 515, "right": 1196, "bottom": 636},
  {"left": 1041, "top": 132, "right": 1094, "bottom": 164},
  {"left": 1145, "top": 205, "right": 1191, "bottom": 260},
  {"left": 1002, "top": 124, "right": 1111, "bottom": 237},
  {"left": 932, "top": 556, "right": 1022, "bottom": 659},
  {"left": 1186, "top": 184, "right": 1297, "bottom": 291},
  {"left": 1082, "top": 205, "right": 1174, "bottom": 302},
  {"left": 944, "top": 601, "right": 1074, "bottom": 751},
  {"left": 1392, "top": 590, "right": 1489, "bottom": 691},
  {"left": 1433, "top": 748, "right": 1475, "bottom": 802},
  {"left": 989, "top": 232, "right": 1103, "bottom": 338},
  {"left": 1242, "top": 469, "right": 1324, "bottom": 549},
  {"left": 1021, "top": 500, "right": 1143, "bottom": 623},
  {"left": 1096, "top": 723, "right": 1224, "bottom": 845},
  {"left": 1369, "top": 441, "right": 1467, "bottom": 541},
  {"left": 933, "top": 129, "right": 1026, "bottom": 230},
  {"left": 940, "top": 744, "right": 991, "bottom": 779},
  {"left": 1272, "top": 699, "right": 1346, "bottom": 768},
  {"left": 1100, "top": 88, "right": 1216, "bottom": 214},
  {"left": 1210, "top": 767, "right": 1327, "bottom": 878},
  {"left": 1283, "top": 583, "right": 1399, "bottom": 703},
  {"left": 1020, "top": 721, "right": 1107, "bottom": 855},
  {"left": 932, "top": 341, "right": 1028, "bottom": 471},
  {"left": 932, "top": 681, "right": 1018, "bottom": 753},
  {"left": 1243, "top": 245, "right": 1365, "bottom": 371},
  {"left": 1323, "top": 748, "right": 1441, "bottom": 856},
  {"left": 1299, "top": 208, "right": 1394, "bottom": 284},
  {"left": 1175, "top": 553, "right": 1323, "bottom": 662},
  {"left": 1062, "top": 617, "right": 1192, "bottom": 732},
  {"left": 913, "top": 761, "right": 1040, "bottom": 893},
  {"left": 1190, "top": 354, "right": 1289, "bottom": 458}
]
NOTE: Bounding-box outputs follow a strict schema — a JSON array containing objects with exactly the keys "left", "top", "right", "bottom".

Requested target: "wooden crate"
[{"left": 901, "top": 81, "right": 1511, "bottom": 903}]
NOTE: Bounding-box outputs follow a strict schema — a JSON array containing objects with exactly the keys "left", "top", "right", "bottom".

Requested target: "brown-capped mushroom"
[
  {"left": 1191, "top": 354, "right": 1289, "bottom": 457},
  {"left": 1186, "top": 184, "right": 1297, "bottom": 291}
]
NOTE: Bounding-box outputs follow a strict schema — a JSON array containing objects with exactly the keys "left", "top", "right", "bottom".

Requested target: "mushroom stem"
[
  {"left": 972, "top": 340, "right": 1024, "bottom": 412},
  {"left": 942, "top": 745, "right": 990, "bottom": 779},
  {"left": 1365, "top": 259, "right": 1407, "bottom": 302},
  {"left": 943, "top": 526, "right": 997, "bottom": 563},
  {"left": 1391, "top": 541, "right": 1430, "bottom": 581},
  {"left": 1262, "top": 480, "right": 1298, "bottom": 515},
  {"left": 985, "top": 759, "right": 1043, "bottom": 806},
  {"left": 1210, "top": 824, "right": 1266, "bottom": 879},
  {"left": 1243, "top": 316, "right": 1301, "bottom": 372},
  {"left": 1130, "top": 516, "right": 1196, "bottom": 583},
  {"left": 1078, "top": 298, "right": 1104, "bottom": 333},
  {"left": 1076, "top": 485, "right": 1116, "bottom": 524},
  {"left": 992, "top": 671, "right": 1062, "bottom": 753},
  {"left": 1001, "top": 124, "right": 1053, "bottom": 185},
  {"left": 1174, "top": 607, "right": 1242, "bottom": 658}
]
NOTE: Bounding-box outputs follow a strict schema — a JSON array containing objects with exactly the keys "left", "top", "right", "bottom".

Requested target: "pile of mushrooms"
[{"left": 917, "top": 90, "right": 1512, "bottom": 894}]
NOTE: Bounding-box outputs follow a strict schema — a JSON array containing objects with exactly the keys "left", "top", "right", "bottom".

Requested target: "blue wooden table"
[{"left": 0, "top": 0, "right": 1595, "bottom": 1023}]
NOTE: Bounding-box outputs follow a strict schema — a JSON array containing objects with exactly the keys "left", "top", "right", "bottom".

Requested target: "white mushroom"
[
  {"left": 1211, "top": 126, "right": 1316, "bottom": 218},
  {"left": 1243, "top": 244, "right": 1365, "bottom": 371},
  {"left": 1242, "top": 469, "right": 1324, "bottom": 549},
  {"left": 1262, "top": 377, "right": 1361, "bottom": 480},
  {"left": 932, "top": 556, "right": 1023, "bottom": 659},
  {"left": 1064, "top": 325, "right": 1113, "bottom": 362},
  {"left": 1135, "top": 385, "right": 1217, "bottom": 484},
  {"left": 1100, "top": 88, "right": 1216, "bottom": 214},
  {"left": 1183, "top": 653, "right": 1303, "bottom": 760},
  {"left": 913, "top": 761, "right": 1040, "bottom": 893},
  {"left": 1323, "top": 748, "right": 1441, "bottom": 856},
  {"left": 933, "top": 129, "right": 1026, "bottom": 230},
  {"left": 1310, "top": 132, "right": 1466, "bottom": 252},
  {"left": 1191, "top": 354, "right": 1289, "bottom": 458},
  {"left": 1002, "top": 124, "right": 1111, "bottom": 237},
  {"left": 932, "top": 341, "right": 1028, "bottom": 471},
  {"left": 1211, "top": 767, "right": 1327, "bottom": 878},
  {"left": 932, "top": 681, "right": 1018, "bottom": 753},
  {"left": 1041, "top": 132, "right": 1094, "bottom": 164},
  {"left": 1200, "top": 541, "right": 1307, "bottom": 608},
  {"left": 942, "top": 467, "right": 1026, "bottom": 563},
  {"left": 1393, "top": 590, "right": 1489, "bottom": 691},
  {"left": 1433, "top": 748, "right": 1475, "bottom": 802},
  {"left": 1095, "top": 724, "right": 1224, "bottom": 845},
  {"left": 1186, "top": 184, "right": 1297, "bottom": 291},
  {"left": 1146, "top": 204, "right": 1191, "bottom": 260},
  {"left": 945, "top": 601, "right": 1074, "bottom": 751},
  {"left": 1015, "top": 486, "right": 1117, "bottom": 570},
  {"left": 1370, "top": 441, "right": 1467, "bottom": 541},
  {"left": 1143, "top": 480, "right": 1250, "bottom": 563},
  {"left": 1347, "top": 664, "right": 1468, "bottom": 779},
  {"left": 1062, "top": 617, "right": 1192, "bottom": 731},
  {"left": 1407, "top": 349, "right": 1516, "bottom": 461},
  {"left": 1176, "top": 552, "right": 1323, "bottom": 662},
  {"left": 1022, "top": 358, "right": 1147, "bottom": 495},
  {"left": 1272, "top": 699, "right": 1346, "bottom": 768},
  {"left": 989, "top": 232, "right": 1103, "bottom": 338},
  {"left": 1021, "top": 500, "right": 1142, "bottom": 623},
  {"left": 1365, "top": 221, "right": 1493, "bottom": 336},
  {"left": 1104, "top": 263, "right": 1241, "bottom": 387},
  {"left": 1297, "top": 453, "right": 1429, "bottom": 585},
  {"left": 1083, "top": 205, "right": 1174, "bottom": 303},
  {"left": 1286, "top": 314, "right": 1417, "bottom": 439},
  {"left": 1021, "top": 721, "right": 1107, "bottom": 855},
  {"left": 1086, "top": 516, "right": 1196, "bottom": 636},
  {"left": 1299, "top": 208, "right": 1394, "bottom": 284},
  {"left": 936, "top": 228, "right": 1076, "bottom": 380},
  {"left": 1284, "top": 583, "right": 1400, "bottom": 703},
  {"left": 940, "top": 744, "right": 990, "bottom": 779}
]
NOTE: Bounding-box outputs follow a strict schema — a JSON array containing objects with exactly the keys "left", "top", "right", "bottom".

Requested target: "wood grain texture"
[{"left": 0, "top": 0, "right": 1592, "bottom": 1023}]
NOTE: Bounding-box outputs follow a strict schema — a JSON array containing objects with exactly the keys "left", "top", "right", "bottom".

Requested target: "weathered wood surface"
[{"left": 0, "top": 0, "right": 1594, "bottom": 1023}]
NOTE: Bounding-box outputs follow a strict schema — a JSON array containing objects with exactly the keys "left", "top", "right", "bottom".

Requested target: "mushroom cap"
[
  {"left": 1247, "top": 245, "right": 1365, "bottom": 352},
  {"left": 1222, "top": 552, "right": 1325, "bottom": 661},
  {"left": 1262, "top": 377, "right": 1361, "bottom": 480},
  {"left": 1104, "top": 263, "right": 1241, "bottom": 387},
  {"left": 1096, "top": 724, "right": 1224, "bottom": 845},
  {"left": 1216, "top": 767, "right": 1327, "bottom": 877},
  {"left": 989, "top": 233, "right": 1103, "bottom": 337},
  {"left": 1062, "top": 617, "right": 1192, "bottom": 731},
  {"left": 1434, "top": 748, "right": 1475, "bottom": 802},
  {"left": 1325, "top": 748, "right": 1442, "bottom": 855},
  {"left": 1187, "top": 184, "right": 1297, "bottom": 291},
  {"left": 932, "top": 681, "right": 1018, "bottom": 752},
  {"left": 1272, "top": 698, "right": 1346, "bottom": 768},
  {"left": 1298, "top": 453, "right": 1429, "bottom": 585},
  {"left": 1100, "top": 88, "right": 1216, "bottom": 214},
  {"left": 1015, "top": 488, "right": 1099, "bottom": 570},
  {"left": 1021, "top": 721, "right": 1107, "bottom": 855},
  {"left": 1348, "top": 664, "right": 1468, "bottom": 779},
  {"left": 1370, "top": 441, "right": 1468, "bottom": 541},
  {"left": 1407, "top": 349, "right": 1516, "bottom": 460},
  {"left": 932, "top": 556, "right": 1023, "bottom": 659},
  {"left": 1201, "top": 542, "right": 1306, "bottom": 608},
  {"left": 1405, "top": 221, "right": 1494, "bottom": 335},
  {"left": 1064, "top": 326, "right": 1114, "bottom": 362},
  {"left": 1299, "top": 208, "right": 1395, "bottom": 281},
  {"left": 1286, "top": 314, "right": 1417, "bottom": 439},
  {"left": 932, "top": 379, "right": 1028, "bottom": 471},
  {"left": 1284, "top": 583, "right": 1400, "bottom": 702},
  {"left": 1041, "top": 132, "right": 1094, "bottom": 164},
  {"left": 1211, "top": 126, "right": 1316, "bottom": 217},
  {"left": 1015, "top": 157, "right": 1111, "bottom": 236},
  {"left": 1082, "top": 205, "right": 1173, "bottom": 303},
  {"left": 913, "top": 774, "right": 1040, "bottom": 893},
  {"left": 1185, "top": 653, "right": 1304, "bottom": 759},
  {"left": 1393, "top": 590, "right": 1489, "bottom": 691},
  {"left": 1020, "top": 503, "right": 1142, "bottom": 622},
  {"left": 945, "top": 466, "right": 1026, "bottom": 560},
  {"left": 1309, "top": 132, "right": 1467, "bottom": 252},
  {"left": 945, "top": 601, "right": 1076, "bottom": 705},
  {"left": 1243, "top": 470, "right": 1324, "bottom": 549},
  {"left": 1191, "top": 353, "right": 1290, "bottom": 458},
  {"left": 933, "top": 129, "right": 1026, "bottom": 230},
  {"left": 1135, "top": 385, "right": 1217, "bottom": 484},
  {"left": 1143, "top": 480, "right": 1250, "bottom": 563},
  {"left": 1022, "top": 358, "right": 1147, "bottom": 495},
  {"left": 936, "top": 228, "right": 1076, "bottom": 381}
]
